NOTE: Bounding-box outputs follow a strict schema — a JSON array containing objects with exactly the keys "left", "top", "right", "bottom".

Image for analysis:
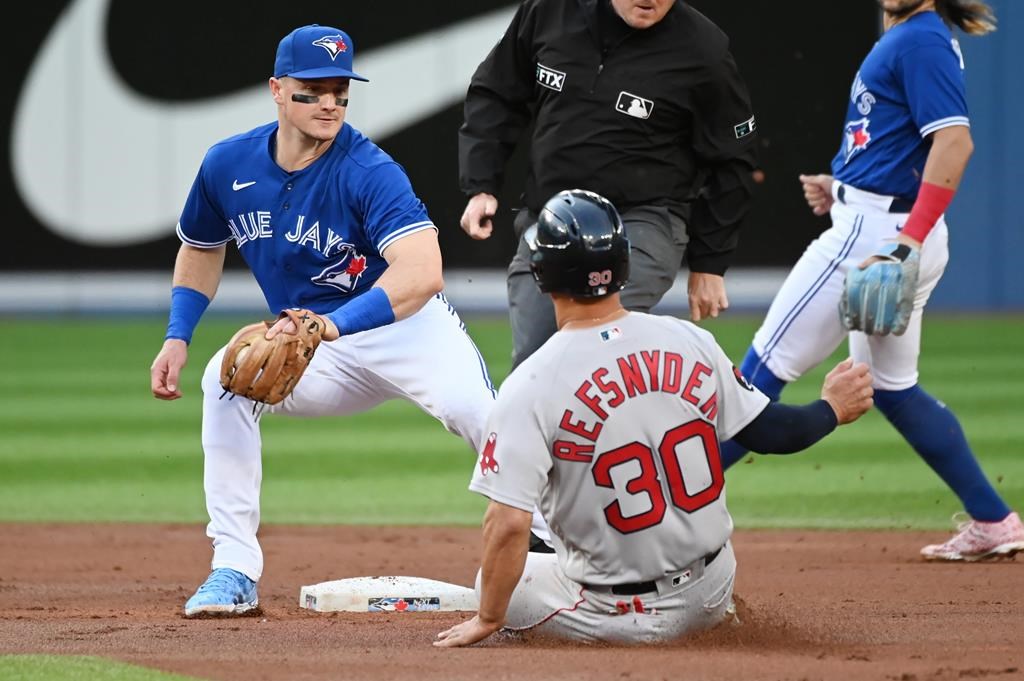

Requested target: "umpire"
[{"left": 459, "top": 0, "right": 760, "bottom": 368}]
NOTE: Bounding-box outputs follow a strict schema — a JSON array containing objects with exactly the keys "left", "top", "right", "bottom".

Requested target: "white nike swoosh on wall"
[{"left": 11, "top": 0, "right": 516, "bottom": 246}]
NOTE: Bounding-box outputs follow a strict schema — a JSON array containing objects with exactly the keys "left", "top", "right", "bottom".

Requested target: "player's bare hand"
[
  {"left": 821, "top": 357, "right": 873, "bottom": 424},
  {"left": 799, "top": 174, "right": 835, "bottom": 216},
  {"left": 460, "top": 193, "right": 498, "bottom": 240},
  {"left": 687, "top": 272, "right": 729, "bottom": 322},
  {"left": 433, "top": 614, "right": 504, "bottom": 648},
  {"left": 151, "top": 339, "right": 188, "bottom": 400},
  {"left": 266, "top": 311, "right": 339, "bottom": 341}
]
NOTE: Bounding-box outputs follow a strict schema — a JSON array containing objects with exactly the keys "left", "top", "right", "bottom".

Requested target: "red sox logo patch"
[
  {"left": 479, "top": 432, "right": 499, "bottom": 476},
  {"left": 312, "top": 35, "right": 348, "bottom": 60}
]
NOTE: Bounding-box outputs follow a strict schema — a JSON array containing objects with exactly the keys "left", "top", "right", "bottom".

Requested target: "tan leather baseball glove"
[{"left": 219, "top": 308, "right": 326, "bottom": 405}]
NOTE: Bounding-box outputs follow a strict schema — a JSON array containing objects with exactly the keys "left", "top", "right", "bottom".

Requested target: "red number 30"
[{"left": 590, "top": 420, "right": 724, "bottom": 534}]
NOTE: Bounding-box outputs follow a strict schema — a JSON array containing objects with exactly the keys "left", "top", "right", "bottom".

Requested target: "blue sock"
[
  {"left": 721, "top": 346, "right": 786, "bottom": 470},
  {"left": 874, "top": 385, "right": 1010, "bottom": 522}
]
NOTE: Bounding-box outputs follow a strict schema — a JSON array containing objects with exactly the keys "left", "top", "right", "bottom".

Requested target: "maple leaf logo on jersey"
[
  {"left": 479, "top": 432, "right": 500, "bottom": 476},
  {"left": 312, "top": 246, "right": 368, "bottom": 293},
  {"left": 311, "top": 35, "right": 348, "bottom": 61},
  {"left": 843, "top": 118, "right": 872, "bottom": 163}
]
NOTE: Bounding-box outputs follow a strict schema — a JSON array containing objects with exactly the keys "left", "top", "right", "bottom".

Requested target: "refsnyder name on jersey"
[{"left": 555, "top": 348, "right": 723, "bottom": 464}]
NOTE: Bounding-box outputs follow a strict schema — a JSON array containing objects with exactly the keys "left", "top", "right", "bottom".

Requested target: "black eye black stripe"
[{"left": 290, "top": 93, "right": 348, "bottom": 107}]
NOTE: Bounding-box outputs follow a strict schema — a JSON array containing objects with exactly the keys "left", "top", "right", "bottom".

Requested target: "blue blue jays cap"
[{"left": 273, "top": 24, "right": 369, "bottom": 82}]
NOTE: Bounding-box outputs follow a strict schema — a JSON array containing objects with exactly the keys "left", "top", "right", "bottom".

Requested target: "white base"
[{"left": 299, "top": 576, "right": 478, "bottom": 613}]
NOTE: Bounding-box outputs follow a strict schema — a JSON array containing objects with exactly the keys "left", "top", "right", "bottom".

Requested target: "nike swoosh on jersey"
[
  {"left": 11, "top": 0, "right": 517, "bottom": 246},
  {"left": 232, "top": 180, "right": 257, "bottom": 191}
]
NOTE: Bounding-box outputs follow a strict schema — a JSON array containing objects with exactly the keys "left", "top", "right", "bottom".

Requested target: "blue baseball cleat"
[{"left": 184, "top": 568, "right": 259, "bottom": 617}]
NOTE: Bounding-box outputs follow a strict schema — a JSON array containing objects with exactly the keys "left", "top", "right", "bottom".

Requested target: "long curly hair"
[{"left": 935, "top": 0, "right": 997, "bottom": 35}]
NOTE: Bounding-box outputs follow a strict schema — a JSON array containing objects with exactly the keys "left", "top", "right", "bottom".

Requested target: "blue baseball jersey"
[
  {"left": 176, "top": 122, "right": 435, "bottom": 314},
  {"left": 831, "top": 11, "right": 969, "bottom": 200}
]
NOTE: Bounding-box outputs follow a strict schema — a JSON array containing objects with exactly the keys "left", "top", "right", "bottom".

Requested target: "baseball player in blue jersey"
[
  {"left": 719, "top": 0, "right": 1023, "bottom": 561},
  {"left": 148, "top": 24, "right": 499, "bottom": 616}
]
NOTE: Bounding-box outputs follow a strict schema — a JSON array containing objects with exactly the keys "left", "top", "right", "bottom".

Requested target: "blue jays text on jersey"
[
  {"left": 176, "top": 122, "right": 435, "bottom": 315},
  {"left": 831, "top": 11, "right": 969, "bottom": 200}
]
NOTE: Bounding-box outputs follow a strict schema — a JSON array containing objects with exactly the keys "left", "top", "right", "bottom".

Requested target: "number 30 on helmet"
[{"left": 525, "top": 189, "right": 631, "bottom": 298}]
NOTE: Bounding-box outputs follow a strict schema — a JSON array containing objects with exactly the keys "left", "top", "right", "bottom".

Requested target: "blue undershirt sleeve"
[{"left": 731, "top": 400, "right": 838, "bottom": 454}]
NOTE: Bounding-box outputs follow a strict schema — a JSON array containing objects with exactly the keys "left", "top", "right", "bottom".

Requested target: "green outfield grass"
[
  {"left": 0, "top": 314, "right": 1020, "bottom": 530},
  {"left": 0, "top": 656, "right": 200, "bottom": 681}
]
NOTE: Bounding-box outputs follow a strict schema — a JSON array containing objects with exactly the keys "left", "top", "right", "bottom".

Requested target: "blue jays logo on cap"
[
  {"left": 312, "top": 35, "right": 348, "bottom": 60},
  {"left": 274, "top": 24, "right": 369, "bottom": 82}
]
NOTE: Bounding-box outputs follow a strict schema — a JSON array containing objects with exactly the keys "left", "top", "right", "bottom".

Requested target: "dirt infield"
[{"left": 0, "top": 523, "right": 1021, "bottom": 681}]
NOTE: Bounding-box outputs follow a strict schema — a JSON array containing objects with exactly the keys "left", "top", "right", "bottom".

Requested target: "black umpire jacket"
[{"left": 458, "top": 0, "right": 759, "bottom": 274}]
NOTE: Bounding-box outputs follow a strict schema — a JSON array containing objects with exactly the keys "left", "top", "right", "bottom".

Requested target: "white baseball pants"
[
  {"left": 752, "top": 181, "right": 950, "bottom": 390},
  {"left": 199, "top": 294, "right": 497, "bottom": 581}
]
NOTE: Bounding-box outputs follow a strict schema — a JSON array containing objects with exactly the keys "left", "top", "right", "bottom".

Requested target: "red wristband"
[{"left": 901, "top": 182, "right": 955, "bottom": 242}]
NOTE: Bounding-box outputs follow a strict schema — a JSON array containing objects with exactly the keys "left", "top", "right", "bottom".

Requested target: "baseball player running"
[
  {"left": 149, "top": 24, "right": 498, "bottom": 617},
  {"left": 717, "top": 0, "right": 1024, "bottom": 561},
  {"left": 435, "top": 190, "right": 873, "bottom": 647}
]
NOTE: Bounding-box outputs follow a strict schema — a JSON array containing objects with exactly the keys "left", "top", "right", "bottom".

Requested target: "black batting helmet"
[{"left": 525, "top": 189, "right": 630, "bottom": 298}]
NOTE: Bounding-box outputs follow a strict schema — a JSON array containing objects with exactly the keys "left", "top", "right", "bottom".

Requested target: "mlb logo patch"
[
  {"left": 671, "top": 569, "right": 692, "bottom": 587},
  {"left": 536, "top": 63, "right": 566, "bottom": 91},
  {"left": 734, "top": 115, "right": 756, "bottom": 139},
  {"left": 615, "top": 92, "right": 653, "bottom": 119},
  {"left": 600, "top": 326, "right": 622, "bottom": 342}
]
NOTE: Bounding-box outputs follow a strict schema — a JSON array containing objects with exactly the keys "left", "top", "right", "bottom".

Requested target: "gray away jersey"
[{"left": 470, "top": 312, "right": 769, "bottom": 585}]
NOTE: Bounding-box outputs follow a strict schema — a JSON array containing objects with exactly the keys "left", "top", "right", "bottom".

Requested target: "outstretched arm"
[
  {"left": 434, "top": 501, "right": 532, "bottom": 648},
  {"left": 732, "top": 358, "right": 873, "bottom": 453}
]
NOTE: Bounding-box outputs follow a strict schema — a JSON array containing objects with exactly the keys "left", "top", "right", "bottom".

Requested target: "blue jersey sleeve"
[
  {"left": 899, "top": 42, "right": 969, "bottom": 138},
  {"left": 357, "top": 163, "right": 435, "bottom": 255},
  {"left": 176, "top": 162, "right": 233, "bottom": 248}
]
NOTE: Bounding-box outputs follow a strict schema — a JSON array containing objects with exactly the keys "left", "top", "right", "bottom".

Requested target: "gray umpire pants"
[{"left": 507, "top": 204, "right": 689, "bottom": 369}]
